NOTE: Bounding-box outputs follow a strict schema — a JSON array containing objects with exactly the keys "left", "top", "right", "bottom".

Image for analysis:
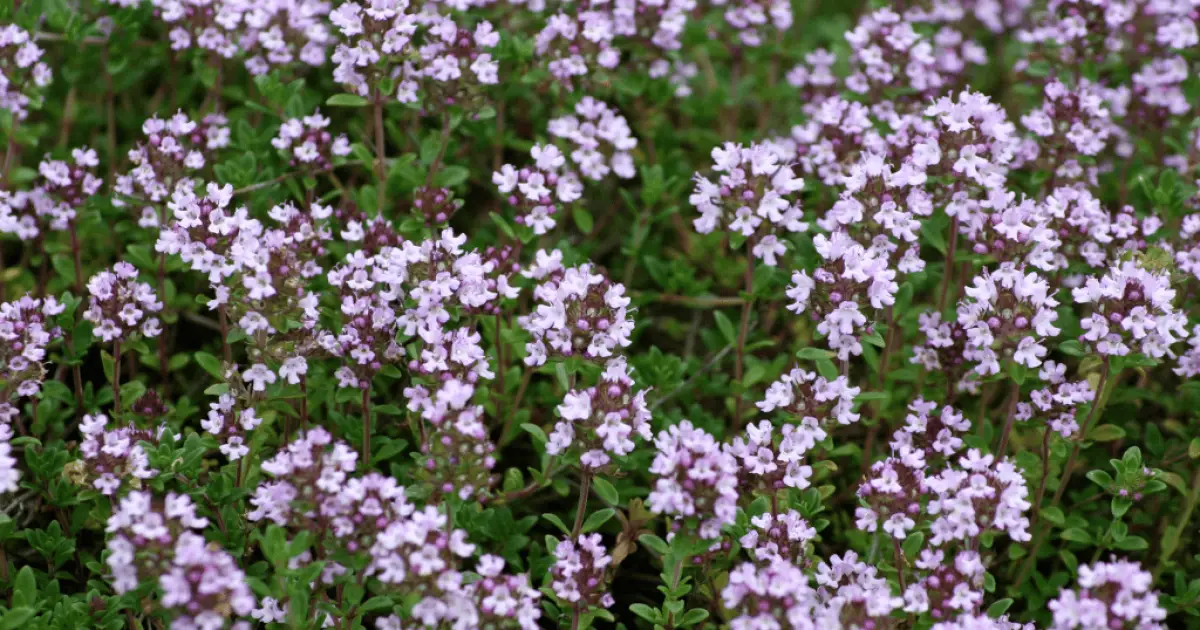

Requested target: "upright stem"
[
  {"left": 1014, "top": 357, "right": 1114, "bottom": 585},
  {"left": 0, "top": 119, "right": 11, "bottom": 302},
  {"left": 1051, "top": 358, "right": 1112, "bottom": 506},
  {"left": 104, "top": 50, "right": 117, "bottom": 185},
  {"left": 571, "top": 472, "right": 592, "bottom": 538},
  {"left": 861, "top": 307, "right": 897, "bottom": 474},
  {"left": 156, "top": 206, "right": 170, "bottom": 392},
  {"left": 493, "top": 100, "right": 505, "bottom": 171},
  {"left": 732, "top": 241, "right": 756, "bottom": 433},
  {"left": 0, "top": 544, "right": 8, "bottom": 606},
  {"left": 937, "top": 217, "right": 959, "bottom": 311},
  {"left": 72, "top": 364, "right": 84, "bottom": 415},
  {"left": 68, "top": 220, "right": 84, "bottom": 292},
  {"left": 1031, "top": 426, "right": 1053, "bottom": 523},
  {"left": 361, "top": 385, "right": 372, "bottom": 468},
  {"left": 235, "top": 451, "right": 248, "bottom": 488},
  {"left": 373, "top": 88, "right": 386, "bottom": 213},
  {"left": 1154, "top": 464, "right": 1200, "bottom": 579},
  {"left": 994, "top": 379, "right": 1022, "bottom": 459},
  {"left": 299, "top": 375, "right": 309, "bottom": 429},
  {"left": 218, "top": 304, "right": 232, "bottom": 363},
  {"left": 494, "top": 313, "right": 505, "bottom": 419},
  {"left": 2, "top": 119, "right": 18, "bottom": 184},
  {"left": 425, "top": 111, "right": 452, "bottom": 190},
  {"left": 34, "top": 235, "right": 48, "bottom": 297},
  {"left": 112, "top": 340, "right": 122, "bottom": 411}
]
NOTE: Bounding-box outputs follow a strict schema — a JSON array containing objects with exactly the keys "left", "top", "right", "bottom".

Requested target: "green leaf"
[
  {"left": 796, "top": 347, "right": 834, "bottom": 360},
  {"left": 1058, "top": 340, "right": 1086, "bottom": 357},
  {"left": 987, "top": 598, "right": 1014, "bottom": 618},
  {"left": 361, "top": 596, "right": 394, "bottom": 613},
  {"left": 1041, "top": 506, "right": 1065, "bottom": 526},
  {"left": 582, "top": 508, "right": 616, "bottom": 533},
  {"left": 194, "top": 351, "right": 223, "bottom": 380},
  {"left": 815, "top": 358, "right": 839, "bottom": 380},
  {"left": 326, "top": 93, "right": 369, "bottom": 107},
  {"left": 1111, "top": 496, "right": 1133, "bottom": 519},
  {"left": 1145, "top": 423, "right": 1164, "bottom": 456},
  {"left": 1189, "top": 438, "right": 1200, "bottom": 459},
  {"left": 572, "top": 206, "right": 594, "bottom": 234},
  {"left": 0, "top": 608, "right": 35, "bottom": 630},
  {"left": 639, "top": 534, "right": 669, "bottom": 555},
  {"left": 678, "top": 609, "right": 710, "bottom": 627},
  {"left": 1088, "top": 424, "right": 1126, "bottom": 442},
  {"left": 1059, "top": 549, "right": 1078, "bottom": 574},
  {"left": 1060, "top": 528, "right": 1092, "bottom": 544},
  {"left": 542, "top": 513, "right": 570, "bottom": 535},
  {"left": 1086, "top": 470, "right": 1114, "bottom": 488},
  {"left": 629, "top": 604, "right": 659, "bottom": 623},
  {"left": 12, "top": 566, "right": 35, "bottom": 609},
  {"left": 503, "top": 467, "right": 524, "bottom": 493},
  {"left": 714, "top": 311, "right": 736, "bottom": 345},
  {"left": 436, "top": 165, "right": 470, "bottom": 188},
  {"left": 591, "top": 477, "right": 619, "bottom": 505},
  {"left": 902, "top": 531, "right": 925, "bottom": 559},
  {"left": 520, "top": 423, "right": 547, "bottom": 447},
  {"left": 1114, "top": 535, "right": 1148, "bottom": 551}
]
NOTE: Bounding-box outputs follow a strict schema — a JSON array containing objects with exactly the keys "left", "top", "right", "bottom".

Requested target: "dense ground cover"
[{"left": 2, "top": 0, "right": 1200, "bottom": 628}]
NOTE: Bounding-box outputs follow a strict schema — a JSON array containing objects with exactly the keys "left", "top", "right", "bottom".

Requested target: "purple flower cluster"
[
  {"left": 814, "top": 551, "right": 904, "bottom": 626},
  {"left": 199, "top": 393, "right": 263, "bottom": 461},
  {"left": 728, "top": 420, "right": 816, "bottom": 494},
  {"left": 534, "top": 0, "right": 689, "bottom": 88},
  {"left": 0, "top": 25, "right": 51, "bottom": 120},
  {"left": 519, "top": 253, "right": 633, "bottom": 366},
  {"left": 738, "top": 509, "right": 816, "bottom": 566},
  {"left": 233, "top": 0, "right": 334, "bottom": 75},
  {"left": 0, "top": 294, "right": 64, "bottom": 400},
  {"left": 957, "top": 263, "right": 1060, "bottom": 374},
  {"left": 550, "top": 533, "right": 615, "bottom": 611},
  {"left": 1015, "top": 362, "right": 1095, "bottom": 438},
  {"left": 647, "top": 420, "right": 738, "bottom": 540},
  {"left": 757, "top": 366, "right": 861, "bottom": 426},
  {"left": 1048, "top": 560, "right": 1167, "bottom": 630},
  {"left": 0, "top": 189, "right": 55, "bottom": 241},
  {"left": 844, "top": 9, "right": 986, "bottom": 101},
  {"left": 786, "top": 232, "right": 897, "bottom": 359},
  {"left": 549, "top": 357, "right": 652, "bottom": 469},
  {"left": 83, "top": 262, "right": 164, "bottom": 343},
  {"left": 116, "top": 111, "right": 230, "bottom": 206},
  {"left": 0, "top": 423, "right": 17, "bottom": 494},
  {"left": 321, "top": 250, "right": 406, "bottom": 390},
  {"left": 37, "top": 146, "right": 103, "bottom": 228},
  {"left": 857, "top": 399, "right": 1031, "bottom": 546},
  {"left": 271, "top": 109, "right": 351, "bottom": 170},
  {"left": 370, "top": 509, "right": 542, "bottom": 628},
  {"left": 690, "top": 141, "right": 807, "bottom": 266},
  {"left": 156, "top": 182, "right": 264, "bottom": 283},
  {"left": 547, "top": 97, "right": 637, "bottom": 182},
  {"left": 248, "top": 427, "right": 358, "bottom": 527},
  {"left": 1073, "top": 260, "right": 1187, "bottom": 358},
  {"left": 927, "top": 449, "right": 1032, "bottom": 544},
  {"left": 330, "top": 1, "right": 500, "bottom": 105},
  {"left": 75, "top": 413, "right": 162, "bottom": 495},
  {"left": 902, "top": 549, "right": 988, "bottom": 621},
  {"left": 412, "top": 382, "right": 497, "bottom": 502},
  {"left": 494, "top": 145, "right": 583, "bottom": 235},
  {"left": 722, "top": 559, "right": 817, "bottom": 629},
  {"left": 106, "top": 491, "right": 253, "bottom": 628}
]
